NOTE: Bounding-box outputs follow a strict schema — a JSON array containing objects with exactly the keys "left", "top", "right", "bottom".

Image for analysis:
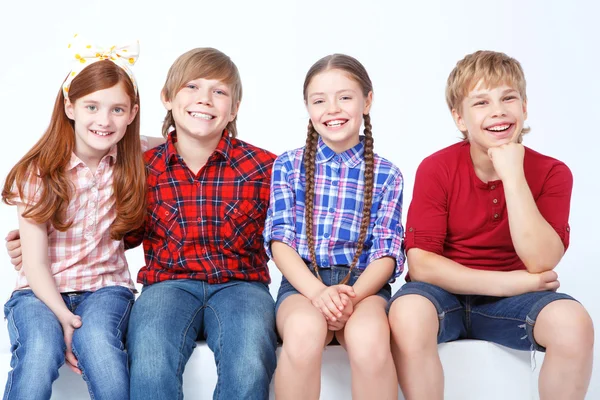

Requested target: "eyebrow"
[
  {"left": 469, "top": 88, "right": 518, "bottom": 99},
  {"left": 81, "top": 100, "right": 129, "bottom": 108},
  {"left": 308, "top": 89, "right": 357, "bottom": 98}
]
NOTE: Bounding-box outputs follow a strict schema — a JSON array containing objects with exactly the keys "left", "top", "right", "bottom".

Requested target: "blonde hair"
[
  {"left": 303, "top": 54, "right": 374, "bottom": 285},
  {"left": 161, "top": 48, "right": 242, "bottom": 138},
  {"left": 446, "top": 50, "right": 530, "bottom": 139}
]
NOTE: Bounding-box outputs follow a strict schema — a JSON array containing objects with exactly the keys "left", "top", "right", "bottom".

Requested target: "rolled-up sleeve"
[
  {"left": 536, "top": 163, "right": 573, "bottom": 250},
  {"left": 405, "top": 158, "right": 449, "bottom": 255},
  {"left": 366, "top": 168, "right": 405, "bottom": 278},
  {"left": 263, "top": 154, "right": 298, "bottom": 259}
]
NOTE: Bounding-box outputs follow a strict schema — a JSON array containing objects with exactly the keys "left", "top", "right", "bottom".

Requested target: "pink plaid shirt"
[{"left": 12, "top": 139, "right": 150, "bottom": 292}]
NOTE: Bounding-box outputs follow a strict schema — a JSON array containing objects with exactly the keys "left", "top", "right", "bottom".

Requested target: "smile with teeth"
[
  {"left": 91, "top": 130, "right": 113, "bottom": 136},
  {"left": 486, "top": 124, "right": 512, "bottom": 132},
  {"left": 325, "top": 119, "right": 347, "bottom": 127},
  {"left": 189, "top": 112, "right": 214, "bottom": 120}
]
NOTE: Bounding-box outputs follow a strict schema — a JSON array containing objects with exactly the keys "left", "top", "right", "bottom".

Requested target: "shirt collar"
[
  {"left": 67, "top": 145, "right": 118, "bottom": 171},
  {"left": 165, "top": 130, "right": 232, "bottom": 165},
  {"left": 315, "top": 136, "right": 365, "bottom": 168}
]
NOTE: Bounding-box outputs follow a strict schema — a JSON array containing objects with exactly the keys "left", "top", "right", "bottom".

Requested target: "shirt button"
[
  {"left": 165, "top": 211, "right": 170, "bottom": 216},
  {"left": 493, "top": 213, "right": 499, "bottom": 219},
  {"left": 197, "top": 217, "right": 201, "bottom": 222},
  {"left": 490, "top": 185, "right": 496, "bottom": 190},
  {"left": 328, "top": 207, "right": 335, "bottom": 213},
  {"left": 195, "top": 181, "right": 201, "bottom": 186},
  {"left": 408, "top": 227, "right": 414, "bottom": 232},
  {"left": 324, "top": 233, "right": 330, "bottom": 238},
  {"left": 493, "top": 198, "right": 498, "bottom": 204}
]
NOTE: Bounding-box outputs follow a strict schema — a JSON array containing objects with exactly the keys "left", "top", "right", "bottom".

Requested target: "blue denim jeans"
[
  {"left": 388, "top": 281, "right": 576, "bottom": 351},
  {"left": 127, "top": 279, "right": 277, "bottom": 400},
  {"left": 3, "top": 285, "right": 134, "bottom": 400}
]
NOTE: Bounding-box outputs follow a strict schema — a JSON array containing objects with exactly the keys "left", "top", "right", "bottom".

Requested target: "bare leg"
[
  {"left": 534, "top": 300, "right": 594, "bottom": 400},
  {"left": 337, "top": 296, "right": 398, "bottom": 400},
  {"left": 389, "top": 295, "right": 443, "bottom": 400},
  {"left": 274, "top": 294, "right": 333, "bottom": 400}
]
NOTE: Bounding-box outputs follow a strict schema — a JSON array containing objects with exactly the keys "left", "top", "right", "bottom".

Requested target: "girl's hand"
[
  {"left": 58, "top": 312, "right": 83, "bottom": 374},
  {"left": 311, "top": 284, "right": 355, "bottom": 322},
  {"left": 327, "top": 294, "right": 354, "bottom": 331}
]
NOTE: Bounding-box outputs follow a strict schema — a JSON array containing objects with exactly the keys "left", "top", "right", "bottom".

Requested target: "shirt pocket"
[
  {"left": 222, "top": 200, "right": 265, "bottom": 253},
  {"left": 149, "top": 202, "right": 185, "bottom": 250}
]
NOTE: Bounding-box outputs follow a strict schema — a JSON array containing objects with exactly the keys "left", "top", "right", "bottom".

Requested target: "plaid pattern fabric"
[
  {"left": 126, "top": 132, "right": 276, "bottom": 285},
  {"left": 264, "top": 137, "right": 405, "bottom": 278},
  {"left": 14, "top": 146, "right": 135, "bottom": 292}
]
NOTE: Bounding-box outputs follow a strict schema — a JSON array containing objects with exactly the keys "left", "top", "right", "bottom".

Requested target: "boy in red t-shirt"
[{"left": 388, "top": 50, "right": 594, "bottom": 400}]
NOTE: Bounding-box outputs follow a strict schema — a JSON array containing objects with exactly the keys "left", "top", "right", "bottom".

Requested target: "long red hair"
[{"left": 2, "top": 60, "right": 146, "bottom": 240}]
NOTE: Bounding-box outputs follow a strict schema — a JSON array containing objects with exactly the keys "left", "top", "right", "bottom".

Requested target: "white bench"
[{"left": 0, "top": 339, "right": 537, "bottom": 399}]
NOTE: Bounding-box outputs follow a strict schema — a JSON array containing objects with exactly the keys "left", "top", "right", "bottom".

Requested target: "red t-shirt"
[{"left": 405, "top": 141, "right": 572, "bottom": 272}]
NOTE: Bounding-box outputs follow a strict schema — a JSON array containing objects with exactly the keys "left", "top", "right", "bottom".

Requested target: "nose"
[
  {"left": 195, "top": 88, "right": 212, "bottom": 106},
  {"left": 491, "top": 101, "right": 507, "bottom": 118},
  {"left": 96, "top": 110, "right": 111, "bottom": 126},
  {"left": 327, "top": 98, "right": 341, "bottom": 114}
]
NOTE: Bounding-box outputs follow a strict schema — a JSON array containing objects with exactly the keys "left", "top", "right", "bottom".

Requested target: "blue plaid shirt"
[{"left": 264, "top": 137, "right": 405, "bottom": 278}]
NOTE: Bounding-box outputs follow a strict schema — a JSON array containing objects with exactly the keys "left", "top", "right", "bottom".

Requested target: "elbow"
[
  {"left": 522, "top": 245, "right": 565, "bottom": 273},
  {"left": 406, "top": 248, "right": 432, "bottom": 282}
]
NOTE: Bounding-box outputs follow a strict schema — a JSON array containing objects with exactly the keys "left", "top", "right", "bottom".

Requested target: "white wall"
[{"left": 0, "top": 0, "right": 598, "bottom": 397}]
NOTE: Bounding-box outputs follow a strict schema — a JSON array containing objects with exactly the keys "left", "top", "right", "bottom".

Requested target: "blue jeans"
[
  {"left": 127, "top": 279, "right": 277, "bottom": 400},
  {"left": 3, "top": 286, "right": 134, "bottom": 400},
  {"left": 388, "top": 281, "right": 576, "bottom": 351}
]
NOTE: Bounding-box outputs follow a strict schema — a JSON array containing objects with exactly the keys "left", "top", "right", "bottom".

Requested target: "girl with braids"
[{"left": 264, "top": 54, "right": 405, "bottom": 400}]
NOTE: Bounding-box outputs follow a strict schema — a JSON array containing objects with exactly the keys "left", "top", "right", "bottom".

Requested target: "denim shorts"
[
  {"left": 275, "top": 265, "right": 392, "bottom": 315},
  {"left": 387, "top": 281, "right": 576, "bottom": 352}
]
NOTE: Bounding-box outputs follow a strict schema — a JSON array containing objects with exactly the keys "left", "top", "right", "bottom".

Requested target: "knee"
[
  {"left": 388, "top": 295, "right": 438, "bottom": 350},
  {"left": 15, "top": 334, "right": 64, "bottom": 373},
  {"left": 539, "top": 301, "right": 594, "bottom": 357},
  {"left": 281, "top": 315, "right": 327, "bottom": 365}
]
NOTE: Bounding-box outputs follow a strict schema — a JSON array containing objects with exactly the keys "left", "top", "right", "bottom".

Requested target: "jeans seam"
[
  {"left": 176, "top": 305, "right": 204, "bottom": 400},
  {"left": 115, "top": 298, "right": 134, "bottom": 350},
  {"left": 4, "top": 307, "right": 18, "bottom": 399},
  {"left": 205, "top": 304, "right": 223, "bottom": 400}
]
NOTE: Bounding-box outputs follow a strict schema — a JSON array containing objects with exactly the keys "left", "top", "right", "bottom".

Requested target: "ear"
[
  {"left": 229, "top": 101, "right": 240, "bottom": 122},
  {"left": 161, "top": 90, "right": 172, "bottom": 111},
  {"left": 451, "top": 108, "right": 467, "bottom": 133},
  {"left": 522, "top": 100, "right": 528, "bottom": 120},
  {"left": 363, "top": 91, "right": 373, "bottom": 115},
  {"left": 128, "top": 104, "right": 139, "bottom": 125},
  {"left": 64, "top": 97, "right": 75, "bottom": 121}
]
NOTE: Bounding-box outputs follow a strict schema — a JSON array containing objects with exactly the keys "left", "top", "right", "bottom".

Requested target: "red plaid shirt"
[{"left": 125, "top": 132, "right": 276, "bottom": 285}]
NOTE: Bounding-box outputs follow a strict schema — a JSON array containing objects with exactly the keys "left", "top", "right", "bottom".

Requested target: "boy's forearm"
[
  {"left": 271, "top": 241, "right": 326, "bottom": 300},
  {"left": 351, "top": 257, "right": 395, "bottom": 305},
  {"left": 408, "top": 248, "right": 530, "bottom": 297},
  {"left": 503, "top": 177, "right": 564, "bottom": 272}
]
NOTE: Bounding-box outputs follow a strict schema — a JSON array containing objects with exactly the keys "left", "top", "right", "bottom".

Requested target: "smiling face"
[
  {"left": 65, "top": 82, "right": 138, "bottom": 163},
  {"left": 305, "top": 69, "right": 372, "bottom": 153},
  {"left": 162, "top": 78, "right": 238, "bottom": 143},
  {"left": 453, "top": 80, "right": 527, "bottom": 154}
]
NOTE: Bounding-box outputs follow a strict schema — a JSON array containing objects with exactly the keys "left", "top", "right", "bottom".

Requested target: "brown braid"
[
  {"left": 340, "top": 113, "right": 374, "bottom": 284},
  {"left": 303, "top": 120, "right": 322, "bottom": 281}
]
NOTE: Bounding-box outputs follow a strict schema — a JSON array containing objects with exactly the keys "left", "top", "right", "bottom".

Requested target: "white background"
[{"left": 0, "top": 0, "right": 598, "bottom": 397}]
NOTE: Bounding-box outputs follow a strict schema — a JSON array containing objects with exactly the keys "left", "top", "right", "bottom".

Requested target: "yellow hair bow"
[{"left": 62, "top": 34, "right": 139, "bottom": 97}]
